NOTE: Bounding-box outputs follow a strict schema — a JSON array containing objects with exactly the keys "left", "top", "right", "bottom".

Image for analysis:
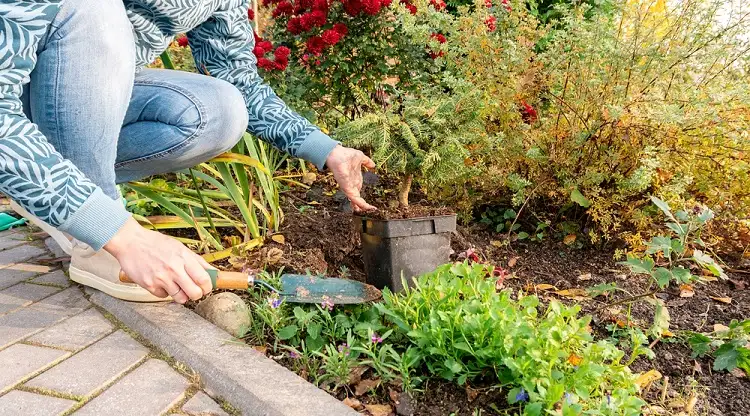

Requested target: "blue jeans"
[{"left": 20, "top": 0, "right": 249, "bottom": 201}]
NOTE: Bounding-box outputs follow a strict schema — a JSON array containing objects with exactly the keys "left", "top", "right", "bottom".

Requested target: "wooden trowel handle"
[{"left": 118, "top": 269, "right": 250, "bottom": 290}]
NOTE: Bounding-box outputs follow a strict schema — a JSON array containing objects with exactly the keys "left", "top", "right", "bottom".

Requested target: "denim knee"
[{"left": 201, "top": 78, "right": 249, "bottom": 155}]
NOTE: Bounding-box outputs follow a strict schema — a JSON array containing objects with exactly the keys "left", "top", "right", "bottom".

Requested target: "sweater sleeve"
[
  {"left": 186, "top": 0, "right": 339, "bottom": 170},
  {"left": 0, "top": 4, "right": 131, "bottom": 250}
]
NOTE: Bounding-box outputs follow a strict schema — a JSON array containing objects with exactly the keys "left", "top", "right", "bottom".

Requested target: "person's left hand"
[{"left": 325, "top": 145, "right": 377, "bottom": 212}]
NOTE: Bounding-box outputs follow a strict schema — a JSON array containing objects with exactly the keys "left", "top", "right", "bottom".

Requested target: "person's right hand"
[{"left": 104, "top": 217, "right": 214, "bottom": 304}]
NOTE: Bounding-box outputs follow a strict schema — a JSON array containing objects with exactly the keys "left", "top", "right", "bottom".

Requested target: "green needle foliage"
[{"left": 335, "top": 90, "right": 486, "bottom": 207}]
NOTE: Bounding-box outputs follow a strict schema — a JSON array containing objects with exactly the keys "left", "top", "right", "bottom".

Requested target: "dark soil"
[
  {"left": 217, "top": 174, "right": 750, "bottom": 415},
  {"left": 357, "top": 174, "right": 454, "bottom": 220}
]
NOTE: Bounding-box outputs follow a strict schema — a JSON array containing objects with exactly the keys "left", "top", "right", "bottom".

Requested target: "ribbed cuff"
[
  {"left": 58, "top": 188, "right": 132, "bottom": 251},
  {"left": 296, "top": 130, "right": 340, "bottom": 171}
]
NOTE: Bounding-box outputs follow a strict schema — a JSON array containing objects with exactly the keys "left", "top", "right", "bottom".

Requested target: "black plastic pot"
[{"left": 357, "top": 214, "right": 457, "bottom": 292}]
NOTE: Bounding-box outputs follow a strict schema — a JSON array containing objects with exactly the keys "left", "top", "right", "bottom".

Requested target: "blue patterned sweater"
[{"left": 0, "top": 1, "right": 337, "bottom": 249}]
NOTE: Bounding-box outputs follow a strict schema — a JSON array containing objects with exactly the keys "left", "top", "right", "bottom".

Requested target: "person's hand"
[
  {"left": 104, "top": 218, "right": 214, "bottom": 304},
  {"left": 325, "top": 145, "right": 377, "bottom": 212}
]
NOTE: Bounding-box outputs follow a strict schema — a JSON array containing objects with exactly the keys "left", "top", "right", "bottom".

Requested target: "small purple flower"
[
  {"left": 268, "top": 297, "right": 282, "bottom": 309},
  {"left": 564, "top": 392, "right": 571, "bottom": 404},
  {"left": 371, "top": 333, "right": 383, "bottom": 344},
  {"left": 606, "top": 393, "right": 611, "bottom": 406},
  {"left": 321, "top": 297, "right": 334, "bottom": 312},
  {"left": 338, "top": 343, "right": 350, "bottom": 356},
  {"left": 289, "top": 350, "right": 300, "bottom": 359},
  {"left": 515, "top": 388, "right": 529, "bottom": 403}
]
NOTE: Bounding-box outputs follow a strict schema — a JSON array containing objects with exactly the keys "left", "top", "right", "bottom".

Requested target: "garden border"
[{"left": 86, "top": 289, "right": 357, "bottom": 416}]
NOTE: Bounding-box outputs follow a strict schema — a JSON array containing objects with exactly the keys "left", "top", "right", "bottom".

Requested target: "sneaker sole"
[{"left": 69, "top": 265, "right": 171, "bottom": 303}]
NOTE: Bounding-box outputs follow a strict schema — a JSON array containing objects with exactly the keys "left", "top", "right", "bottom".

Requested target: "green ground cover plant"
[{"left": 244, "top": 262, "right": 648, "bottom": 414}]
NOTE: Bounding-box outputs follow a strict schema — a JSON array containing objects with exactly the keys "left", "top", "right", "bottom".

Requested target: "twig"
[
  {"left": 505, "top": 179, "right": 551, "bottom": 249},
  {"left": 596, "top": 290, "right": 659, "bottom": 312}
]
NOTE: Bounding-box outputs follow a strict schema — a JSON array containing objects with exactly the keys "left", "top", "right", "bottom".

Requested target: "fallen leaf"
[
  {"left": 388, "top": 388, "right": 400, "bottom": 404},
  {"left": 555, "top": 288, "right": 590, "bottom": 300},
  {"left": 701, "top": 275, "right": 718, "bottom": 282},
  {"left": 355, "top": 378, "right": 380, "bottom": 396},
  {"left": 729, "top": 279, "right": 746, "bottom": 290},
  {"left": 343, "top": 397, "right": 363, "bottom": 410},
  {"left": 490, "top": 240, "right": 503, "bottom": 248},
  {"left": 730, "top": 368, "right": 747, "bottom": 379},
  {"left": 364, "top": 404, "right": 393, "bottom": 416},
  {"left": 693, "top": 360, "right": 702, "bottom": 374},
  {"left": 252, "top": 345, "right": 267, "bottom": 355},
  {"left": 635, "top": 369, "right": 662, "bottom": 390},
  {"left": 714, "top": 324, "right": 730, "bottom": 333},
  {"left": 348, "top": 366, "right": 368, "bottom": 385},
  {"left": 684, "top": 394, "right": 698, "bottom": 413},
  {"left": 710, "top": 296, "right": 732, "bottom": 304},
  {"left": 308, "top": 200, "right": 321, "bottom": 205},
  {"left": 302, "top": 172, "right": 317, "bottom": 185},
  {"left": 567, "top": 353, "right": 583, "bottom": 366},
  {"left": 465, "top": 385, "right": 480, "bottom": 402},
  {"left": 667, "top": 399, "right": 686, "bottom": 409},
  {"left": 535, "top": 284, "right": 557, "bottom": 291},
  {"left": 563, "top": 234, "right": 577, "bottom": 245},
  {"left": 662, "top": 330, "right": 675, "bottom": 337},
  {"left": 271, "top": 234, "right": 286, "bottom": 244},
  {"left": 265, "top": 247, "right": 283, "bottom": 265},
  {"left": 507, "top": 256, "right": 518, "bottom": 268},
  {"left": 679, "top": 284, "right": 695, "bottom": 298},
  {"left": 578, "top": 273, "right": 593, "bottom": 281},
  {"left": 642, "top": 405, "right": 667, "bottom": 415}
]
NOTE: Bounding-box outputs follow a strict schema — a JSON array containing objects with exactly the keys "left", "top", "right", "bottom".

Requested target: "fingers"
[
  {"left": 362, "top": 155, "right": 376, "bottom": 169},
  {"left": 185, "top": 255, "right": 213, "bottom": 296},
  {"left": 350, "top": 195, "right": 376, "bottom": 212}
]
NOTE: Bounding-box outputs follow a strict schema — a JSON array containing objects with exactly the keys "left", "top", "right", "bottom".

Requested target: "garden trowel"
[{"left": 119, "top": 269, "right": 382, "bottom": 304}]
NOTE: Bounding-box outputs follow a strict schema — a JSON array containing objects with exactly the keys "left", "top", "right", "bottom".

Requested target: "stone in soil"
[
  {"left": 194, "top": 292, "right": 252, "bottom": 337},
  {"left": 395, "top": 392, "right": 416, "bottom": 416}
]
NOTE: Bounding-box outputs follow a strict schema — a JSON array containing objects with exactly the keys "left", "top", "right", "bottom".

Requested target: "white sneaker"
[
  {"left": 69, "top": 240, "right": 171, "bottom": 302},
  {"left": 9, "top": 200, "right": 73, "bottom": 255}
]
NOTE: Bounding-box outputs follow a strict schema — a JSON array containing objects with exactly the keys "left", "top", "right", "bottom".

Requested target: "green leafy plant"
[
  {"left": 621, "top": 196, "right": 726, "bottom": 290},
  {"left": 335, "top": 90, "right": 485, "bottom": 207},
  {"left": 375, "top": 262, "right": 646, "bottom": 414},
  {"left": 686, "top": 320, "right": 750, "bottom": 376}
]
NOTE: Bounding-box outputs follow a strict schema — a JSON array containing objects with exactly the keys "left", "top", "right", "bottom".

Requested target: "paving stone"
[
  {"left": 0, "top": 269, "right": 38, "bottom": 291},
  {"left": 0, "top": 235, "right": 26, "bottom": 251},
  {"left": 27, "top": 308, "right": 113, "bottom": 351},
  {"left": 0, "top": 308, "right": 67, "bottom": 350},
  {"left": 0, "top": 389, "right": 76, "bottom": 416},
  {"left": 29, "top": 287, "right": 89, "bottom": 316},
  {"left": 26, "top": 330, "right": 148, "bottom": 397},
  {"left": 0, "top": 344, "right": 69, "bottom": 394},
  {"left": 28, "top": 271, "right": 70, "bottom": 288},
  {"left": 0, "top": 244, "right": 46, "bottom": 267},
  {"left": 182, "top": 391, "right": 228, "bottom": 416},
  {"left": 75, "top": 359, "right": 189, "bottom": 416},
  {"left": 0, "top": 283, "right": 60, "bottom": 315}
]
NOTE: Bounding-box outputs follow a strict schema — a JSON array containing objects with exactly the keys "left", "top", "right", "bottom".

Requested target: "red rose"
[
  {"left": 321, "top": 29, "right": 342, "bottom": 46},
  {"left": 520, "top": 101, "right": 538, "bottom": 124},
  {"left": 275, "top": 56, "right": 289, "bottom": 71},
  {"left": 363, "top": 0, "right": 382, "bottom": 15},
  {"left": 343, "top": 0, "right": 363, "bottom": 16},
  {"left": 300, "top": 13, "right": 316, "bottom": 31},
  {"left": 333, "top": 23, "right": 349, "bottom": 36},
  {"left": 287, "top": 17, "right": 303, "bottom": 34},
  {"left": 313, "top": 0, "right": 329, "bottom": 12},
  {"left": 429, "top": 0, "right": 446, "bottom": 10},
  {"left": 176, "top": 34, "right": 189, "bottom": 48},
  {"left": 274, "top": 46, "right": 291, "bottom": 60},
  {"left": 257, "top": 40, "right": 273, "bottom": 53},
  {"left": 310, "top": 10, "right": 327, "bottom": 26},
  {"left": 253, "top": 46, "right": 266, "bottom": 58},
  {"left": 254, "top": 32, "right": 262, "bottom": 44},
  {"left": 484, "top": 0, "right": 491, "bottom": 7},
  {"left": 299, "top": 0, "right": 315, "bottom": 9},
  {"left": 272, "top": 1, "right": 294, "bottom": 17},
  {"left": 306, "top": 36, "right": 325, "bottom": 55},
  {"left": 485, "top": 15, "right": 496, "bottom": 32},
  {"left": 382, "top": 0, "right": 393, "bottom": 6},
  {"left": 428, "top": 33, "right": 446, "bottom": 59},
  {"left": 258, "top": 58, "right": 276, "bottom": 70},
  {"left": 501, "top": 0, "right": 511, "bottom": 11},
  {"left": 248, "top": 8, "right": 255, "bottom": 20},
  {"left": 405, "top": 3, "right": 417, "bottom": 14}
]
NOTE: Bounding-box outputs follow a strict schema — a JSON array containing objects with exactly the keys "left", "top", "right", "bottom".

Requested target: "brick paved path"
[{"left": 0, "top": 227, "right": 231, "bottom": 416}]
